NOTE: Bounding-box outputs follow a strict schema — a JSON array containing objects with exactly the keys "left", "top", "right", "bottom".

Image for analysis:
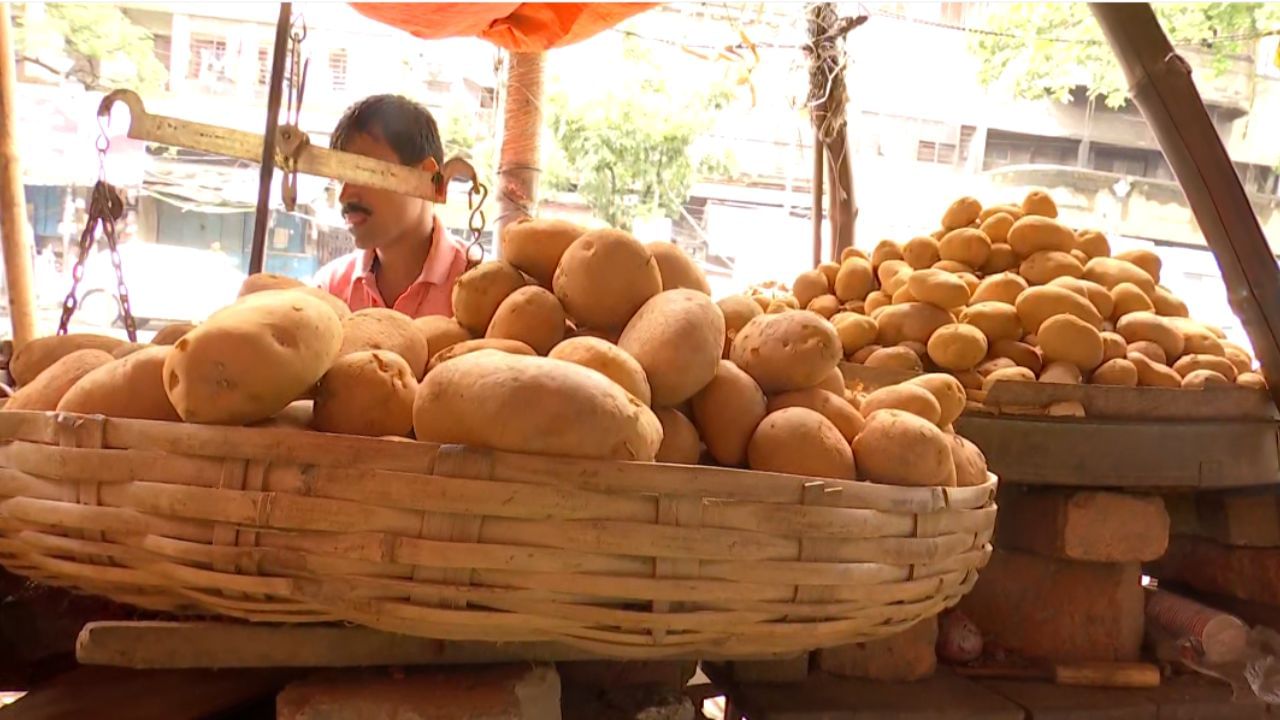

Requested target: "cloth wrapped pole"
[{"left": 349, "top": 3, "right": 657, "bottom": 52}]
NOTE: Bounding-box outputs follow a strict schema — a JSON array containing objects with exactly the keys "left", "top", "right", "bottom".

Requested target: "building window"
[
  {"left": 188, "top": 36, "right": 228, "bottom": 81},
  {"left": 329, "top": 49, "right": 348, "bottom": 92},
  {"left": 917, "top": 140, "right": 957, "bottom": 165}
]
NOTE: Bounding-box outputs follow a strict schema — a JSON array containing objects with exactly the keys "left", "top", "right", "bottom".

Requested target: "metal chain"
[{"left": 465, "top": 180, "right": 489, "bottom": 269}]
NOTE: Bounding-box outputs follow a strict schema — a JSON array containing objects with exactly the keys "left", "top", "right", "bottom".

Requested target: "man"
[{"left": 313, "top": 95, "right": 467, "bottom": 317}]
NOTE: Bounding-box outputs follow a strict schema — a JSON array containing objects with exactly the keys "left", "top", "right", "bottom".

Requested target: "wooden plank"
[
  {"left": 982, "top": 382, "right": 1275, "bottom": 422},
  {"left": 0, "top": 665, "right": 292, "bottom": 720},
  {"left": 954, "top": 415, "right": 1280, "bottom": 489},
  {"left": 978, "top": 679, "right": 1156, "bottom": 720}
]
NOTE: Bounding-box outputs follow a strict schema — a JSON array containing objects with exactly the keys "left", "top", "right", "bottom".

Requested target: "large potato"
[
  {"left": 692, "top": 359, "right": 767, "bottom": 466},
  {"left": 730, "top": 312, "right": 841, "bottom": 394},
  {"left": 792, "top": 269, "right": 831, "bottom": 308},
  {"left": 1101, "top": 332, "right": 1128, "bottom": 362},
  {"left": 852, "top": 409, "right": 956, "bottom": 487},
  {"left": 903, "top": 236, "right": 941, "bottom": 270},
  {"left": 970, "top": 272, "right": 1028, "bottom": 306},
  {"left": 991, "top": 339, "right": 1043, "bottom": 374},
  {"left": 11, "top": 334, "right": 124, "bottom": 386},
  {"left": 452, "top": 260, "right": 527, "bottom": 335},
  {"left": 1046, "top": 277, "right": 1115, "bottom": 319},
  {"left": 939, "top": 228, "right": 992, "bottom": 269},
  {"left": 239, "top": 273, "right": 302, "bottom": 297},
  {"left": 719, "top": 295, "right": 763, "bottom": 358},
  {"left": 1128, "top": 340, "right": 1168, "bottom": 365},
  {"left": 1238, "top": 372, "right": 1268, "bottom": 390},
  {"left": 313, "top": 350, "right": 416, "bottom": 437},
  {"left": 859, "top": 384, "right": 942, "bottom": 425},
  {"left": 906, "top": 373, "right": 966, "bottom": 427},
  {"left": 413, "top": 315, "right": 473, "bottom": 362},
  {"left": 865, "top": 346, "right": 923, "bottom": 372},
  {"left": 341, "top": 308, "right": 430, "bottom": 379},
  {"left": 554, "top": 229, "right": 662, "bottom": 331},
  {"left": 874, "top": 302, "right": 953, "bottom": 346},
  {"left": 979, "top": 244, "right": 1018, "bottom": 274},
  {"left": 832, "top": 313, "right": 878, "bottom": 355},
  {"left": 807, "top": 295, "right": 841, "bottom": 319},
  {"left": 871, "top": 240, "right": 904, "bottom": 270},
  {"left": 1151, "top": 286, "right": 1189, "bottom": 317},
  {"left": 549, "top": 336, "right": 651, "bottom": 404},
  {"left": 942, "top": 196, "right": 982, "bottom": 230},
  {"left": 429, "top": 338, "right": 536, "bottom": 373},
  {"left": 56, "top": 346, "right": 179, "bottom": 421},
  {"left": 164, "top": 290, "right": 342, "bottom": 425},
  {"left": 1116, "top": 312, "right": 1185, "bottom": 360},
  {"left": 960, "top": 302, "right": 1022, "bottom": 344},
  {"left": 152, "top": 323, "right": 196, "bottom": 346},
  {"left": 749, "top": 408, "right": 855, "bottom": 480},
  {"left": 1019, "top": 251, "right": 1083, "bottom": 285},
  {"left": 414, "top": 351, "right": 662, "bottom": 461},
  {"left": 485, "top": 285, "right": 567, "bottom": 356},
  {"left": 1037, "top": 314, "right": 1104, "bottom": 371},
  {"left": 1040, "top": 361, "right": 1083, "bottom": 385},
  {"left": 927, "top": 324, "right": 988, "bottom": 372},
  {"left": 835, "top": 258, "right": 875, "bottom": 301},
  {"left": 952, "top": 435, "right": 989, "bottom": 488},
  {"left": 1129, "top": 352, "right": 1182, "bottom": 388},
  {"left": 1182, "top": 369, "right": 1229, "bottom": 389},
  {"left": 1021, "top": 190, "right": 1058, "bottom": 218},
  {"left": 1007, "top": 216, "right": 1075, "bottom": 257},
  {"left": 655, "top": 408, "right": 702, "bottom": 464},
  {"left": 619, "top": 290, "right": 725, "bottom": 406},
  {"left": 1115, "top": 249, "right": 1161, "bottom": 283},
  {"left": 983, "top": 366, "right": 1035, "bottom": 391},
  {"left": 1109, "top": 282, "right": 1155, "bottom": 320},
  {"left": 979, "top": 213, "right": 1015, "bottom": 244},
  {"left": 1092, "top": 358, "right": 1138, "bottom": 386},
  {"left": 1076, "top": 229, "right": 1111, "bottom": 259},
  {"left": 1083, "top": 257, "right": 1157, "bottom": 295},
  {"left": 979, "top": 204, "right": 1024, "bottom": 222},
  {"left": 500, "top": 217, "right": 585, "bottom": 287},
  {"left": 1015, "top": 286, "right": 1104, "bottom": 334},
  {"left": 647, "top": 242, "right": 710, "bottom": 295},
  {"left": 767, "top": 388, "right": 864, "bottom": 442},
  {"left": 8, "top": 349, "right": 113, "bottom": 411},
  {"left": 907, "top": 269, "right": 970, "bottom": 310},
  {"left": 1172, "top": 354, "right": 1238, "bottom": 382}
]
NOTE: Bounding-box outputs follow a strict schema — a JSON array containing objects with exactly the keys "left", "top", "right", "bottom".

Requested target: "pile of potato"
[
  {"left": 2, "top": 217, "right": 989, "bottom": 488},
  {"left": 759, "top": 190, "right": 1266, "bottom": 401}
]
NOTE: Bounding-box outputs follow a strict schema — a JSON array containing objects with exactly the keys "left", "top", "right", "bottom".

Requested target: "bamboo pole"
[
  {"left": 811, "top": 129, "right": 824, "bottom": 267},
  {"left": 249, "top": 2, "right": 292, "bottom": 276},
  {"left": 1091, "top": 3, "right": 1280, "bottom": 406},
  {"left": 495, "top": 51, "right": 544, "bottom": 239},
  {"left": 0, "top": 3, "right": 36, "bottom": 349}
]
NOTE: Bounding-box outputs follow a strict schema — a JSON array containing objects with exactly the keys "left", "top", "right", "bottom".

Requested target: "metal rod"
[
  {"left": 0, "top": 3, "right": 37, "bottom": 349},
  {"left": 1091, "top": 3, "right": 1280, "bottom": 406},
  {"left": 250, "top": 2, "right": 292, "bottom": 276}
]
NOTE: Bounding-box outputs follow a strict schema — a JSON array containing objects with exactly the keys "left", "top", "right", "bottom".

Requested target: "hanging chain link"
[
  {"left": 465, "top": 180, "right": 489, "bottom": 270},
  {"left": 280, "top": 16, "right": 308, "bottom": 211}
]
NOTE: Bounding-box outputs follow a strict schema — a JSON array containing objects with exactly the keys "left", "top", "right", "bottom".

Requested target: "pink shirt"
[{"left": 312, "top": 218, "right": 467, "bottom": 318}]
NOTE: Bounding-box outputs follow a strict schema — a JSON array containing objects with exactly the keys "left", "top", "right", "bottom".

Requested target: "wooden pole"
[
  {"left": 249, "top": 2, "right": 292, "bottom": 276},
  {"left": 1091, "top": 3, "right": 1280, "bottom": 406},
  {"left": 806, "top": 3, "right": 858, "bottom": 264},
  {"left": 0, "top": 3, "right": 37, "bottom": 349},
  {"left": 495, "top": 51, "right": 544, "bottom": 239},
  {"left": 811, "top": 129, "right": 824, "bottom": 266}
]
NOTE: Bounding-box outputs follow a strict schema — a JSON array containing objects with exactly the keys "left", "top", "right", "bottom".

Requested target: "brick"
[
  {"left": 277, "top": 664, "right": 560, "bottom": 720},
  {"left": 1163, "top": 493, "right": 1201, "bottom": 537},
  {"left": 1152, "top": 535, "right": 1280, "bottom": 605},
  {"left": 729, "top": 654, "right": 810, "bottom": 684},
  {"left": 557, "top": 661, "right": 695, "bottom": 691},
  {"left": 957, "top": 549, "right": 1143, "bottom": 662},
  {"left": 995, "top": 488, "right": 1169, "bottom": 562},
  {"left": 1195, "top": 490, "right": 1280, "bottom": 548},
  {"left": 815, "top": 616, "right": 937, "bottom": 682}
]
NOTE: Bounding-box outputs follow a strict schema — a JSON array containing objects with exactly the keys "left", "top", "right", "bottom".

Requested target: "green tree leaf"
[{"left": 15, "top": 3, "right": 167, "bottom": 94}]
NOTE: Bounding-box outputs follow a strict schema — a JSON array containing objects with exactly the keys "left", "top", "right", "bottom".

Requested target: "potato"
[
  {"left": 793, "top": 269, "right": 831, "bottom": 308},
  {"left": 1116, "top": 312, "right": 1185, "bottom": 361},
  {"left": 655, "top": 408, "right": 702, "bottom": 464},
  {"left": 413, "top": 315, "right": 473, "bottom": 362},
  {"left": 500, "top": 216, "right": 585, "bottom": 287},
  {"left": 1109, "top": 282, "right": 1155, "bottom": 320},
  {"left": 991, "top": 339, "right": 1043, "bottom": 374},
  {"left": 1129, "top": 352, "right": 1182, "bottom": 388},
  {"left": 908, "top": 269, "right": 970, "bottom": 310},
  {"left": 957, "top": 272, "right": 981, "bottom": 296},
  {"left": 1076, "top": 229, "right": 1111, "bottom": 259},
  {"left": 898, "top": 340, "right": 927, "bottom": 359},
  {"left": 313, "top": 350, "right": 416, "bottom": 437},
  {"left": 1116, "top": 249, "right": 1161, "bottom": 283},
  {"left": 553, "top": 229, "right": 662, "bottom": 331},
  {"left": 164, "top": 290, "right": 343, "bottom": 425},
  {"left": 982, "top": 366, "right": 1035, "bottom": 391},
  {"left": 1020, "top": 251, "right": 1084, "bottom": 285},
  {"left": 1181, "top": 330, "right": 1224, "bottom": 358},
  {"left": 979, "top": 213, "right": 1015, "bottom": 244},
  {"left": 751, "top": 295, "right": 772, "bottom": 313},
  {"left": 1038, "top": 314, "right": 1104, "bottom": 371},
  {"left": 1172, "top": 354, "right": 1238, "bottom": 382},
  {"left": 903, "top": 236, "right": 941, "bottom": 270},
  {"left": 1014, "top": 285, "right": 1104, "bottom": 336},
  {"left": 841, "top": 247, "right": 868, "bottom": 262},
  {"left": 452, "top": 260, "right": 527, "bottom": 335},
  {"left": 871, "top": 240, "right": 905, "bottom": 270},
  {"left": 55, "top": 345, "right": 179, "bottom": 421},
  {"left": 865, "top": 346, "right": 924, "bottom": 372},
  {"left": 1047, "top": 277, "right": 1115, "bottom": 319},
  {"left": 730, "top": 312, "right": 841, "bottom": 394},
  {"left": 942, "top": 196, "right": 982, "bottom": 230},
  {"left": 648, "top": 242, "right": 710, "bottom": 295},
  {"left": 971, "top": 273, "right": 1028, "bottom": 306},
  {"left": 875, "top": 302, "right": 953, "bottom": 346},
  {"left": 110, "top": 342, "right": 146, "bottom": 360},
  {"left": 748, "top": 408, "right": 855, "bottom": 480},
  {"left": 1070, "top": 249, "right": 1090, "bottom": 265},
  {"left": 927, "top": 324, "right": 988, "bottom": 372},
  {"left": 253, "top": 399, "right": 314, "bottom": 430},
  {"left": 152, "top": 323, "right": 196, "bottom": 346},
  {"left": 718, "top": 296, "right": 762, "bottom": 358},
  {"left": 1225, "top": 346, "right": 1253, "bottom": 375},
  {"left": 1127, "top": 340, "right": 1168, "bottom": 365},
  {"left": 1040, "top": 361, "right": 1083, "bottom": 385},
  {"left": 483, "top": 285, "right": 567, "bottom": 356},
  {"left": 865, "top": 291, "right": 891, "bottom": 314},
  {"left": 979, "top": 244, "right": 1019, "bottom": 274},
  {"left": 807, "top": 294, "right": 841, "bottom": 318},
  {"left": 1083, "top": 257, "right": 1157, "bottom": 295},
  {"left": 341, "top": 308, "right": 430, "bottom": 379},
  {"left": 549, "top": 336, "right": 651, "bottom": 404},
  {"left": 429, "top": 338, "right": 537, "bottom": 373},
  {"left": 1151, "top": 286, "right": 1189, "bottom": 317},
  {"left": 859, "top": 384, "right": 942, "bottom": 425},
  {"left": 414, "top": 351, "right": 662, "bottom": 461},
  {"left": 878, "top": 259, "right": 912, "bottom": 288},
  {"left": 8, "top": 349, "right": 113, "bottom": 411},
  {"left": 1237, "top": 372, "right": 1268, "bottom": 390},
  {"left": 1007, "top": 216, "right": 1075, "bottom": 258},
  {"left": 980, "top": 204, "right": 1024, "bottom": 222},
  {"left": 1101, "top": 331, "right": 1128, "bottom": 362},
  {"left": 951, "top": 435, "right": 989, "bottom": 488},
  {"left": 818, "top": 262, "right": 841, "bottom": 289},
  {"left": 954, "top": 369, "right": 985, "bottom": 391},
  {"left": 816, "top": 366, "right": 847, "bottom": 395},
  {"left": 906, "top": 373, "right": 966, "bottom": 427},
  {"left": 850, "top": 344, "right": 883, "bottom": 364},
  {"left": 977, "top": 357, "right": 1016, "bottom": 377},
  {"left": 768, "top": 388, "right": 865, "bottom": 442},
  {"left": 852, "top": 409, "right": 955, "bottom": 487},
  {"left": 938, "top": 228, "right": 992, "bottom": 269},
  {"left": 834, "top": 258, "right": 875, "bottom": 302},
  {"left": 1092, "top": 358, "right": 1138, "bottom": 386},
  {"left": 1181, "top": 369, "right": 1230, "bottom": 389},
  {"left": 1022, "top": 190, "right": 1058, "bottom": 218},
  {"left": 692, "top": 359, "right": 767, "bottom": 466},
  {"left": 11, "top": 334, "right": 124, "bottom": 386},
  {"left": 832, "top": 313, "right": 878, "bottom": 355},
  {"left": 619, "top": 290, "right": 725, "bottom": 406}
]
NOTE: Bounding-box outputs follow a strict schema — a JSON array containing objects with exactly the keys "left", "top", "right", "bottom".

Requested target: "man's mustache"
[{"left": 342, "top": 202, "right": 372, "bottom": 217}]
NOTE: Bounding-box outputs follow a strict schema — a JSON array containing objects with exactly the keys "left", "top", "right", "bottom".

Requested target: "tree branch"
[{"left": 17, "top": 54, "right": 70, "bottom": 79}]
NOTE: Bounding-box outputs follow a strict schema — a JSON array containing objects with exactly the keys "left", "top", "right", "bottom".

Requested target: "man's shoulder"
[{"left": 312, "top": 251, "right": 362, "bottom": 290}]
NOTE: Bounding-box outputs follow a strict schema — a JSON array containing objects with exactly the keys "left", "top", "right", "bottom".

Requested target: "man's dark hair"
[{"left": 330, "top": 94, "right": 444, "bottom": 167}]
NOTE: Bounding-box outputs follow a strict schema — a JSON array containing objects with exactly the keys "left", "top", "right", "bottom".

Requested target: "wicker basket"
[{"left": 0, "top": 410, "right": 996, "bottom": 658}]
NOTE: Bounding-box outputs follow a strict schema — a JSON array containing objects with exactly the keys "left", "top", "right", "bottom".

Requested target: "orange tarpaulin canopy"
[{"left": 349, "top": 3, "right": 658, "bottom": 53}]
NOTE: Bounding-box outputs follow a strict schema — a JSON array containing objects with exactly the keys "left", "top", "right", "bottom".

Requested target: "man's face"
[{"left": 338, "top": 131, "right": 436, "bottom": 251}]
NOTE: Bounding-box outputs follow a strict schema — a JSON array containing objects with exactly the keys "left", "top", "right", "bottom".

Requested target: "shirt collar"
[{"left": 358, "top": 216, "right": 453, "bottom": 285}]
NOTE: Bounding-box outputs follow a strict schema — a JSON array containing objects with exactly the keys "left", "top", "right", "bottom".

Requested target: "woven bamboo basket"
[{"left": 0, "top": 409, "right": 996, "bottom": 658}]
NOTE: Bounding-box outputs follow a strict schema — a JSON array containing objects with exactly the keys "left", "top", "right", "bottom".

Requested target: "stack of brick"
[{"left": 956, "top": 488, "right": 1170, "bottom": 663}]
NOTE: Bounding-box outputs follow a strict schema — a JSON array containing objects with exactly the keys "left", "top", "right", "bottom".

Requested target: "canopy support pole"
[
  {"left": 0, "top": 3, "right": 37, "bottom": 349},
  {"left": 806, "top": 3, "right": 859, "bottom": 264},
  {"left": 249, "top": 2, "right": 292, "bottom": 276},
  {"left": 496, "top": 51, "right": 544, "bottom": 239},
  {"left": 1091, "top": 3, "right": 1280, "bottom": 406}
]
